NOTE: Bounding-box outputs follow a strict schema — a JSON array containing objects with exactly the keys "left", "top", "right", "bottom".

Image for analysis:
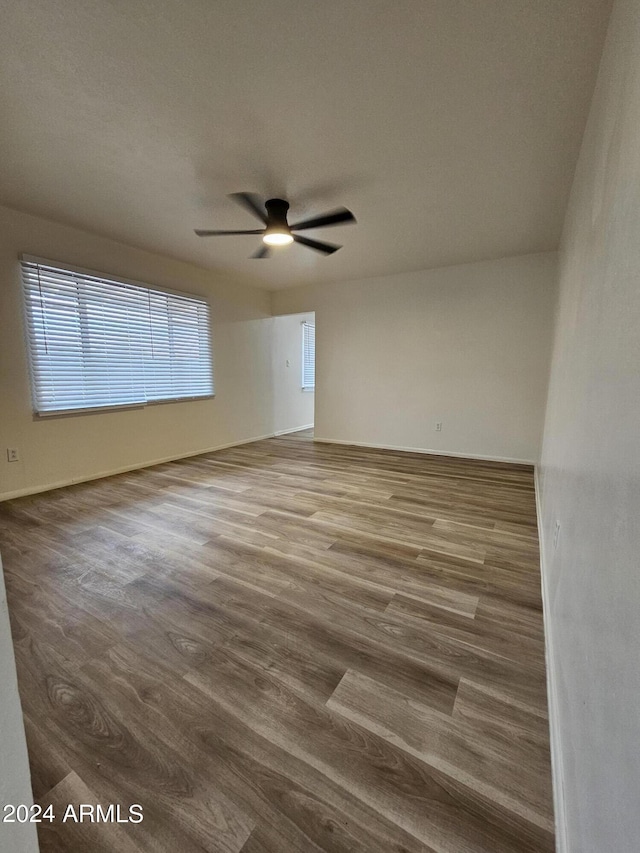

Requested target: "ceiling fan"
[{"left": 195, "top": 193, "right": 356, "bottom": 258}]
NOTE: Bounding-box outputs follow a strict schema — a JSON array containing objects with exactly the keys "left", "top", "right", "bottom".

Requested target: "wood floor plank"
[
  {"left": 327, "top": 669, "right": 554, "bottom": 837},
  {"left": 185, "top": 640, "right": 546, "bottom": 853},
  {"left": 92, "top": 642, "right": 436, "bottom": 853},
  {"left": 385, "top": 594, "right": 545, "bottom": 666},
  {"left": 0, "top": 431, "right": 553, "bottom": 852},
  {"left": 452, "top": 678, "right": 550, "bottom": 735},
  {"left": 267, "top": 576, "right": 547, "bottom": 712},
  {"left": 206, "top": 574, "right": 460, "bottom": 715},
  {"left": 14, "top": 632, "right": 254, "bottom": 853},
  {"left": 265, "top": 537, "right": 483, "bottom": 615},
  {"left": 22, "top": 713, "right": 73, "bottom": 802},
  {"left": 37, "top": 771, "right": 142, "bottom": 853}
]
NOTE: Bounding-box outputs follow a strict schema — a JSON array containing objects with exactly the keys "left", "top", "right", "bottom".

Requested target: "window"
[
  {"left": 21, "top": 257, "right": 214, "bottom": 415},
  {"left": 302, "top": 321, "right": 315, "bottom": 389}
]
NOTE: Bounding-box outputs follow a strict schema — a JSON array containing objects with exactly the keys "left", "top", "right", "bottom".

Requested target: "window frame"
[{"left": 21, "top": 254, "right": 215, "bottom": 417}]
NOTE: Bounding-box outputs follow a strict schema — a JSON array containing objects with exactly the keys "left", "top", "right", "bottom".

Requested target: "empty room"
[{"left": 0, "top": 1, "right": 638, "bottom": 852}]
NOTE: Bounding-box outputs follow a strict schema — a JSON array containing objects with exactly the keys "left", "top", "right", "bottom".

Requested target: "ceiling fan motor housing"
[{"left": 265, "top": 198, "right": 290, "bottom": 229}]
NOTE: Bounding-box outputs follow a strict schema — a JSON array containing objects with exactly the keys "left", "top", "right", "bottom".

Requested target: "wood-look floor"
[{"left": 0, "top": 431, "right": 553, "bottom": 852}]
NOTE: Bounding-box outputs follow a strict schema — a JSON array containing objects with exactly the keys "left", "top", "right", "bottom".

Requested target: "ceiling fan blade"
[
  {"left": 294, "top": 235, "right": 341, "bottom": 255},
  {"left": 229, "top": 192, "right": 268, "bottom": 224},
  {"left": 250, "top": 245, "right": 271, "bottom": 259},
  {"left": 194, "top": 229, "right": 264, "bottom": 236},
  {"left": 291, "top": 207, "right": 356, "bottom": 231}
]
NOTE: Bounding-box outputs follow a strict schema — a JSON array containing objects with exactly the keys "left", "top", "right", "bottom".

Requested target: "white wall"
[
  {"left": 272, "top": 253, "right": 557, "bottom": 463},
  {"left": 537, "top": 1, "right": 640, "bottom": 850},
  {"left": 0, "top": 205, "right": 274, "bottom": 500},
  {"left": 0, "top": 555, "right": 39, "bottom": 852},
  {"left": 272, "top": 312, "right": 315, "bottom": 435}
]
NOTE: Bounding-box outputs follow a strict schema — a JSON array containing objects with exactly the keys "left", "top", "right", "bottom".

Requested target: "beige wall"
[
  {"left": 272, "top": 312, "right": 315, "bottom": 435},
  {"left": 537, "top": 1, "right": 640, "bottom": 850},
  {"left": 272, "top": 252, "right": 557, "bottom": 463},
  {"left": 0, "top": 205, "right": 274, "bottom": 500}
]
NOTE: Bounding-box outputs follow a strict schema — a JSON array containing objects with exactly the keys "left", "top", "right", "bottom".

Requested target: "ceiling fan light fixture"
[
  {"left": 263, "top": 229, "right": 293, "bottom": 246},
  {"left": 195, "top": 193, "right": 355, "bottom": 257}
]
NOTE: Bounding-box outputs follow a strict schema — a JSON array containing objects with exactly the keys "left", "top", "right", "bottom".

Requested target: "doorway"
[{"left": 272, "top": 311, "right": 315, "bottom": 436}]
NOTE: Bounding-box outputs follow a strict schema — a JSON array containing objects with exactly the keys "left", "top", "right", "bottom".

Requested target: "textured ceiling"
[{"left": 0, "top": 0, "right": 611, "bottom": 289}]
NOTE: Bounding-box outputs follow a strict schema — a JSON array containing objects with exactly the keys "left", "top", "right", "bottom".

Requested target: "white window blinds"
[
  {"left": 302, "top": 321, "right": 315, "bottom": 389},
  {"left": 21, "top": 258, "right": 214, "bottom": 415}
]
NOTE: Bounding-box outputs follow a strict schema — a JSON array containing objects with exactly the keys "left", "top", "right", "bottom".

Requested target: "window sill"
[{"left": 33, "top": 394, "right": 215, "bottom": 419}]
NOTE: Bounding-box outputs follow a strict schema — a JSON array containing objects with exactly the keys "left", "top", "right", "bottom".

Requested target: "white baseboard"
[
  {"left": 313, "top": 436, "right": 535, "bottom": 466},
  {"left": 534, "top": 466, "right": 568, "bottom": 853},
  {"left": 273, "top": 424, "right": 314, "bottom": 436},
  {"left": 0, "top": 432, "right": 276, "bottom": 502}
]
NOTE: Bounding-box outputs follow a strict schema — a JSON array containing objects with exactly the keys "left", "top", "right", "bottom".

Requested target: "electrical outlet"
[
  {"left": 435, "top": 422, "right": 442, "bottom": 432},
  {"left": 553, "top": 521, "right": 561, "bottom": 550},
  {"left": 286, "top": 359, "right": 291, "bottom": 368},
  {"left": 7, "top": 448, "right": 19, "bottom": 462}
]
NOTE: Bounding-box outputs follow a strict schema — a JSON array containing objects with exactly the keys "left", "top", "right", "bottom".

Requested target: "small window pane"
[{"left": 302, "top": 322, "right": 315, "bottom": 389}]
